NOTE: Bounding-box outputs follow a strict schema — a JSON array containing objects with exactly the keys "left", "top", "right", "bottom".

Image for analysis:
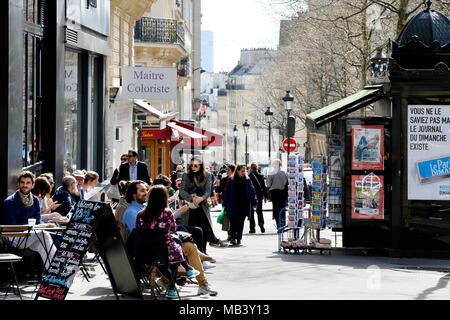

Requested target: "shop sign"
[
  {"left": 351, "top": 125, "right": 384, "bottom": 170},
  {"left": 408, "top": 105, "right": 450, "bottom": 200},
  {"left": 351, "top": 174, "right": 384, "bottom": 220},
  {"left": 121, "top": 67, "right": 177, "bottom": 101}
]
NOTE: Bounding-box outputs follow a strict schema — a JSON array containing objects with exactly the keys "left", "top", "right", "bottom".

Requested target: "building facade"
[
  {"left": 225, "top": 49, "right": 280, "bottom": 167},
  {"left": 1, "top": 0, "right": 112, "bottom": 205}
]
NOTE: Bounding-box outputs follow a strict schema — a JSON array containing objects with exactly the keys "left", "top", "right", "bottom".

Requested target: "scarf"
[{"left": 19, "top": 192, "right": 34, "bottom": 208}]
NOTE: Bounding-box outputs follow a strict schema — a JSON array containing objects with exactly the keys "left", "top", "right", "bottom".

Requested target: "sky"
[{"left": 201, "top": 0, "right": 282, "bottom": 73}]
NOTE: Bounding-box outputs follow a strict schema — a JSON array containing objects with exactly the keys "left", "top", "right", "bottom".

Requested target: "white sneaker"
[
  {"left": 198, "top": 282, "right": 218, "bottom": 296},
  {"left": 202, "top": 261, "right": 216, "bottom": 270}
]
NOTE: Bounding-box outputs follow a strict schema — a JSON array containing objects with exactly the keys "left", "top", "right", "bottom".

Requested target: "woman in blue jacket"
[{"left": 222, "top": 165, "right": 257, "bottom": 246}]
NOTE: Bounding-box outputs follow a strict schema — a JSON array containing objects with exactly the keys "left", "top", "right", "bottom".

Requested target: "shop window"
[
  {"left": 22, "top": 34, "right": 43, "bottom": 167},
  {"left": 63, "top": 50, "right": 82, "bottom": 175}
]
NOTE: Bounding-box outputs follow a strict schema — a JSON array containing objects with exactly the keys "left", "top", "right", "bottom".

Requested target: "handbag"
[
  {"left": 216, "top": 208, "right": 226, "bottom": 224},
  {"left": 193, "top": 175, "right": 213, "bottom": 208},
  {"left": 174, "top": 231, "right": 194, "bottom": 244}
]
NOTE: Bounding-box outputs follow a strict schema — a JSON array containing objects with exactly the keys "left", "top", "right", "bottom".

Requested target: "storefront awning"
[
  {"left": 305, "top": 86, "right": 384, "bottom": 129},
  {"left": 167, "top": 122, "right": 207, "bottom": 148},
  {"left": 133, "top": 100, "right": 167, "bottom": 119},
  {"left": 172, "top": 120, "right": 223, "bottom": 147}
]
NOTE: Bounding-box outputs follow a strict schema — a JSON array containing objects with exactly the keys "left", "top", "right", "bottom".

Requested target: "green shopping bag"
[{"left": 217, "top": 208, "right": 226, "bottom": 224}]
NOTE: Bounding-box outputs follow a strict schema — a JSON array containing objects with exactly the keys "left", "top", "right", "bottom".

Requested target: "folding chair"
[
  {"left": 126, "top": 228, "right": 181, "bottom": 300},
  {"left": 0, "top": 225, "right": 33, "bottom": 300}
]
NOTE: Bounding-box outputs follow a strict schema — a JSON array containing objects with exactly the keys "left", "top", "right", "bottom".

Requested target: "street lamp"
[
  {"left": 282, "top": 91, "right": 294, "bottom": 156},
  {"left": 243, "top": 119, "right": 250, "bottom": 167},
  {"left": 233, "top": 124, "right": 238, "bottom": 164},
  {"left": 264, "top": 106, "right": 274, "bottom": 161}
]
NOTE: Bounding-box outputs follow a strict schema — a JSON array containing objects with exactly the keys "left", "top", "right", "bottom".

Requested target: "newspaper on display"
[{"left": 287, "top": 153, "right": 305, "bottom": 228}]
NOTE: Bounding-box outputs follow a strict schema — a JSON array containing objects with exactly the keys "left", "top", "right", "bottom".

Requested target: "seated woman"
[
  {"left": 32, "top": 177, "right": 62, "bottom": 222},
  {"left": 136, "top": 185, "right": 200, "bottom": 299}
]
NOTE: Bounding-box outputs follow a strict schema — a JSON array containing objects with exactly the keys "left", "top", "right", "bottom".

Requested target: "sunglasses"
[
  {"left": 190, "top": 164, "right": 200, "bottom": 168},
  {"left": 121, "top": 158, "right": 128, "bottom": 161},
  {"left": 127, "top": 155, "right": 136, "bottom": 158}
]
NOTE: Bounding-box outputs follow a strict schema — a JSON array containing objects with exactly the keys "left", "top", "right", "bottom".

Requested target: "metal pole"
[
  {"left": 268, "top": 122, "right": 271, "bottom": 161},
  {"left": 245, "top": 134, "right": 248, "bottom": 167},
  {"left": 287, "top": 110, "right": 290, "bottom": 157},
  {"left": 234, "top": 136, "right": 237, "bottom": 164}
]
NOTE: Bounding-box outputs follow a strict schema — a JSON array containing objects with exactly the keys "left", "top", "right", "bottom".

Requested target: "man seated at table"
[
  {"left": 2, "top": 171, "right": 57, "bottom": 270},
  {"left": 52, "top": 175, "right": 77, "bottom": 216}
]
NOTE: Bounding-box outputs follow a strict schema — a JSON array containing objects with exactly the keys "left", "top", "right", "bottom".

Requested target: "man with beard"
[{"left": 2, "top": 171, "right": 56, "bottom": 269}]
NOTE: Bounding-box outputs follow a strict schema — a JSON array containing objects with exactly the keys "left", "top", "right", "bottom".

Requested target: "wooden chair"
[{"left": 0, "top": 225, "right": 33, "bottom": 300}]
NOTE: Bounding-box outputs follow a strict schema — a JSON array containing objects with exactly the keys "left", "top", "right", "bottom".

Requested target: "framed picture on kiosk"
[
  {"left": 351, "top": 174, "right": 384, "bottom": 220},
  {"left": 351, "top": 125, "right": 384, "bottom": 171}
]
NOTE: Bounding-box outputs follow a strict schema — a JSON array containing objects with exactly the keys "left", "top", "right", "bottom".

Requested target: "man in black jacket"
[
  {"left": 170, "top": 164, "right": 184, "bottom": 190},
  {"left": 248, "top": 162, "right": 268, "bottom": 233},
  {"left": 112, "top": 150, "right": 151, "bottom": 185}
]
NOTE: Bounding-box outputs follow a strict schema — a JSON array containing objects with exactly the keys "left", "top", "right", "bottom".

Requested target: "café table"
[{"left": 31, "top": 224, "right": 67, "bottom": 271}]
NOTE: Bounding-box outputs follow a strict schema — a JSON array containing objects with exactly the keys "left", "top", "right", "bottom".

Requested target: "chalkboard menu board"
[{"left": 36, "top": 200, "right": 141, "bottom": 300}]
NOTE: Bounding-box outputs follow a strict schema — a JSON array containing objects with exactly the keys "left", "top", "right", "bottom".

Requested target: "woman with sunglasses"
[{"left": 179, "top": 157, "right": 225, "bottom": 253}]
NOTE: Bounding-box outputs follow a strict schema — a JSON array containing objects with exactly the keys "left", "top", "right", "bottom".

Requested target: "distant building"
[{"left": 201, "top": 30, "right": 214, "bottom": 72}]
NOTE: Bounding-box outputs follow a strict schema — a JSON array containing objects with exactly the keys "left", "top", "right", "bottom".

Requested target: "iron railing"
[{"left": 135, "top": 17, "right": 185, "bottom": 47}]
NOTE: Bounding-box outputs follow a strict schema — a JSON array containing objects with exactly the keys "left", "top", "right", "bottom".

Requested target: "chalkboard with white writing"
[{"left": 36, "top": 200, "right": 142, "bottom": 300}]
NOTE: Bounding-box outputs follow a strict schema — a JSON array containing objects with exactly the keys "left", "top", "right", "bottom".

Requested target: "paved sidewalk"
[{"left": 5, "top": 202, "right": 450, "bottom": 300}]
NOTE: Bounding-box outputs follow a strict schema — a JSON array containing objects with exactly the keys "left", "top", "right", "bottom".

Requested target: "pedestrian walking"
[
  {"left": 248, "top": 162, "right": 268, "bottom": 234},
  {"left": 222, "top": 165, "right": 257, "bottom": 246},
  {"left": 179, "top": 157, "right": 225, "bottom": 253},
  {"left": 109, "top": 154, "right": 129, "bottom": 202},
  {"left": 115, "top": 150, "right": 152, "bottom": 185},
  {"left": 216, "top": 164, "right": 235, "bottom": 240},
  {"left": 266, "top": 159, "right": 288, "bottom": 230}
]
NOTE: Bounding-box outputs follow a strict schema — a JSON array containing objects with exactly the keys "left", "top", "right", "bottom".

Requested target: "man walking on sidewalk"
[{"left": 248, "top": 162, "right": 268, "bottom": 233}]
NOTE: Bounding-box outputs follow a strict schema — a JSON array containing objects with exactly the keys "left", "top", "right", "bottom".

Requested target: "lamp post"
[
  {"left": 264, "top": 106, "right": 273, "bottom": 162},
  {"left": 282, "top": 91, "right": 294, "bottom": 156},
  {"left": 243, "top": 120, "right": 250, "bottom": 167},
  {"left": 233, "top": 124, "right": 238, "bottom": 164}
]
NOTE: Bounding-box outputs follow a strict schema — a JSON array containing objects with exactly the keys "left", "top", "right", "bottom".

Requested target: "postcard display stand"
[
  {"left": 310, "top": 155, "right": 332, "bottom": 253},
  {"left": 279, "top": 153, "right": 307, "bottom": 253},
  {"left": 328, "top": 135, "right": 343, "bottom": 228}
]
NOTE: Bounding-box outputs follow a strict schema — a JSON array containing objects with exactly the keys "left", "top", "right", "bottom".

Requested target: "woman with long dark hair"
[
  {"left": 179, "top": 157, "right": 224, "bottom": 253},
  {"left": 222, "top": 165, "right": 258, "bottom": 246},
  {"left": 136, "top": 185, "right": 199, "bottom": 299}
]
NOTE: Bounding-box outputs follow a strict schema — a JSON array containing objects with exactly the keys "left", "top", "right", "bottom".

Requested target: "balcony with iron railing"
[{"left": 134, "top": 17, "right": 185, "bottom": 47}]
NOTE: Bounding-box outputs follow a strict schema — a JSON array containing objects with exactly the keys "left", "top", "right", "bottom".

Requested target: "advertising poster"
[
  {"left": 351, "top": 126, "right": 384, "bottom": 170},
  {"left": 351, "top": 174, "right": 384, "bottom": 220},
  {"left": 408, "top": 105, "right": 450, "bottom": 200}
]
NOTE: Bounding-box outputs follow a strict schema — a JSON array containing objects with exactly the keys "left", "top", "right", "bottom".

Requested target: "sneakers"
[
  {"left": 198, "top": 282, "right": 218, "bottom": 296},
  {"left": 229, "top": 239, "right": 237, "bottom": 246},
  {"left": 185, "top": 268, "right": 201, "bottom": 280},
  {"left": 237, "top": 240, "right": 241, "bottom": 246},
  {"left": 167, "top": 289, "right": 178, "bottom": 299},
  {"left": 210, "top": 239, "right": 227, "bottom": 247},
  {"left": 202, "top": 261, "right": 216, "bottom": 270}
]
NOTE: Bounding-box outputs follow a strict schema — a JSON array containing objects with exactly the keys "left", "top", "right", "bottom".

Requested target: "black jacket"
[
  {"left": 249, "top": 170, "right": 268, "bottom": 199},
  {"left": 112, "top": 161, "right": 151, "bottom": 185}
]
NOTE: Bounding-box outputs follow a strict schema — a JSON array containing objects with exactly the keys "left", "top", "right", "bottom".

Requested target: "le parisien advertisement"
[
  {"left": 351, "top": 125, "right": 384, "bottom": 171},
  {"left": 351, "top": 174, "right": 384, "bottom": 220},
  {"left": 408, "top": 105, "right": 450, "bottom": 200}
]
